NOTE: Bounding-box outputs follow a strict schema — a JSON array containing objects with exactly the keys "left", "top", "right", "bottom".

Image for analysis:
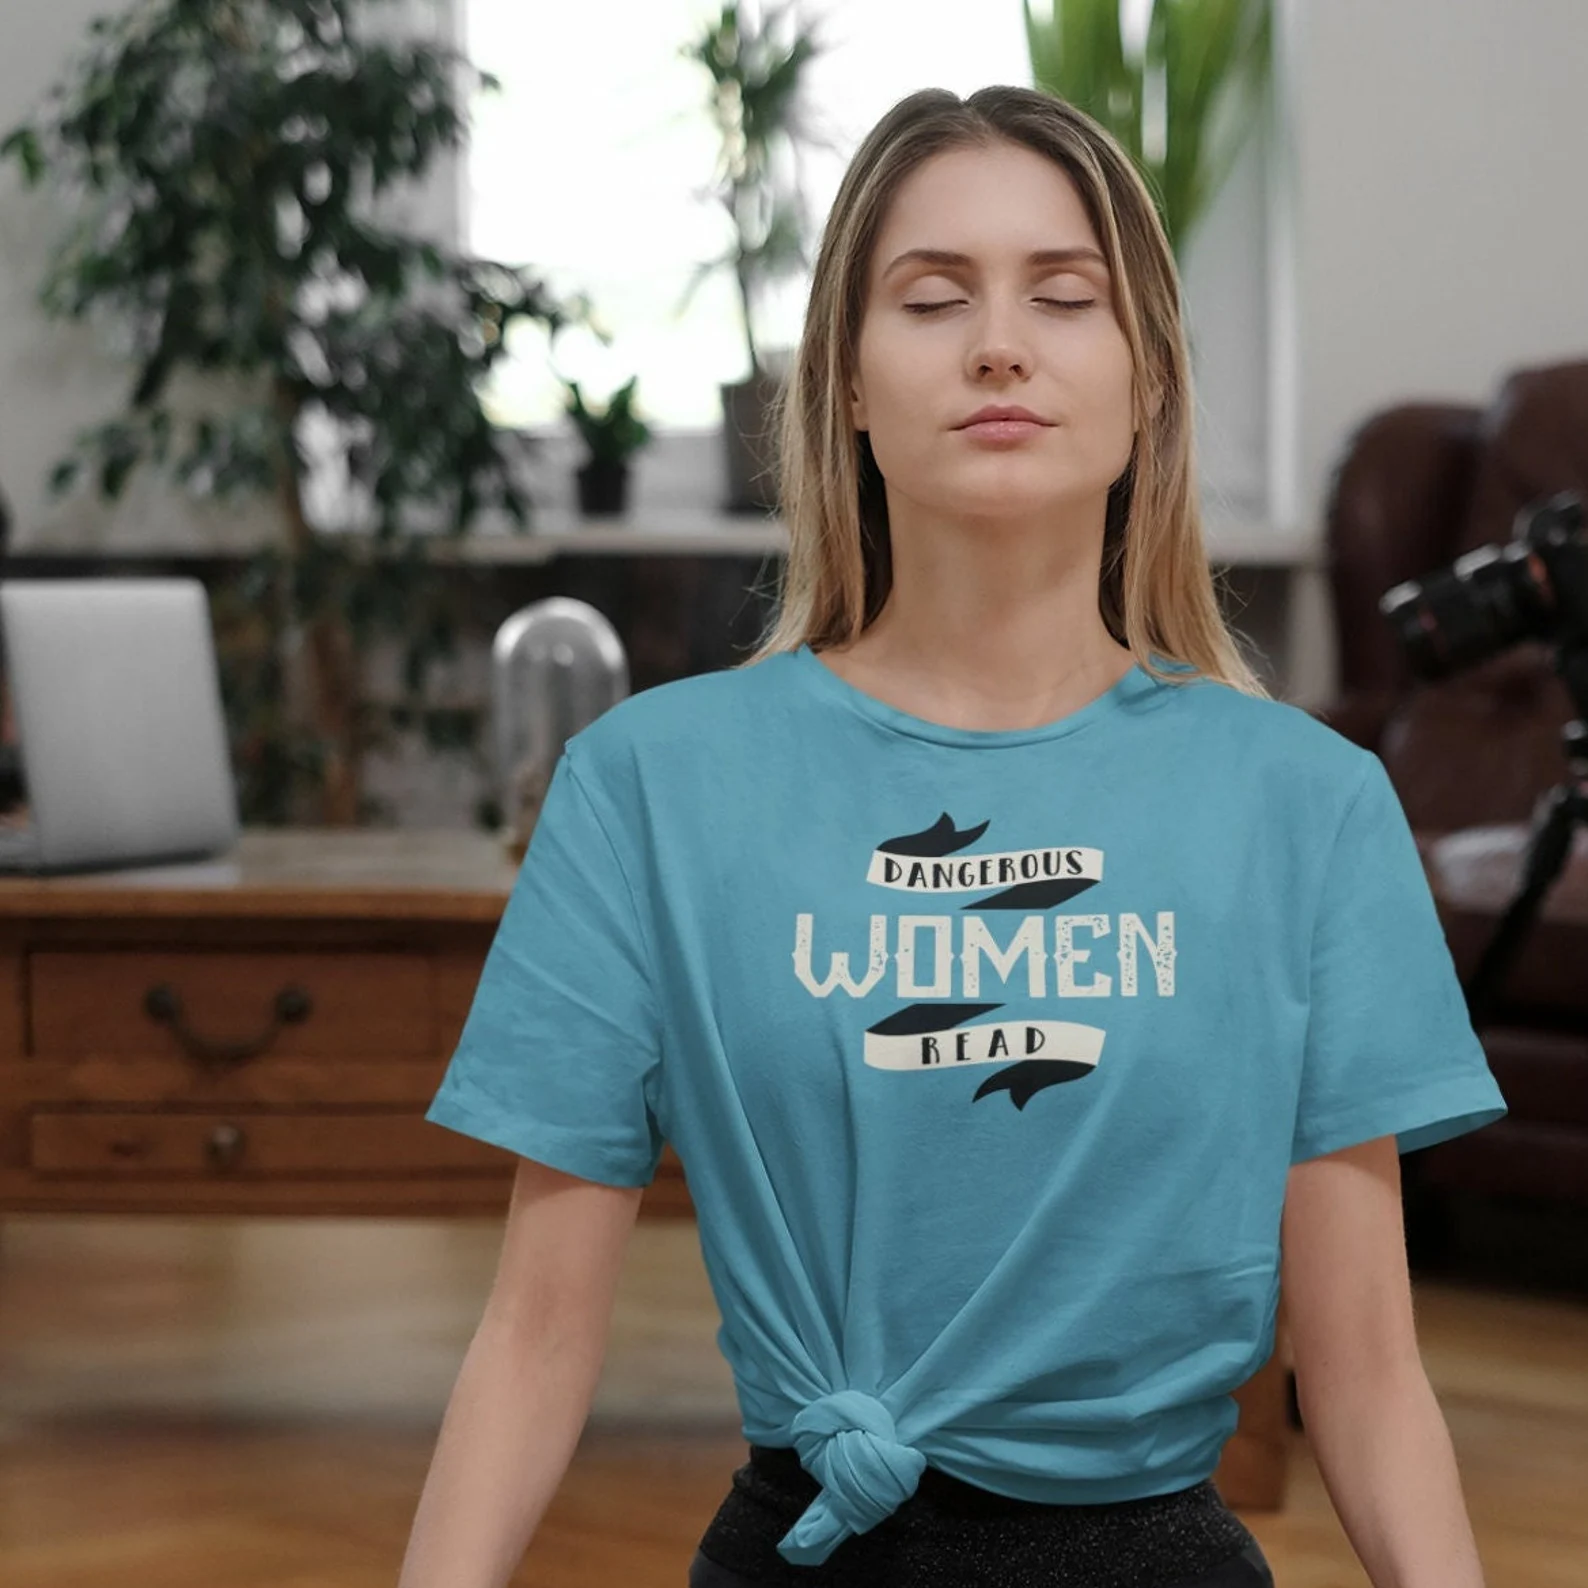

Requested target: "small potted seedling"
[{"left": 562, "top": 375, "right": 652, "bottom": 517}]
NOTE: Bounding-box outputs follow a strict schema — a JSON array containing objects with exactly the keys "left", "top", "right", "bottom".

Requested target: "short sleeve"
[
  {"left": 1291, "top": 752, "right": 1508, "bottom": 1166},
  {"left": 424, "top": 745, "right": 666, "bottom": 1188}
]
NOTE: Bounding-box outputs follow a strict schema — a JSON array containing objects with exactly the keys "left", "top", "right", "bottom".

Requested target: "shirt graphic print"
[
  {"left": 803, "top": 808, "right": 1172, "bottom": 1112},
  {"left": 425, "top": 643, "right": 1508, "bottom": 1568}
]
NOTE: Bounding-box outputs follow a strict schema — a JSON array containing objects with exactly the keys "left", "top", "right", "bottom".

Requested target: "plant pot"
[
  {"left": 720, "top": 365, "right": 787, "bottom": 515},
  {"left": 575, "top": 458, "right": 630, "bottom": 517}
]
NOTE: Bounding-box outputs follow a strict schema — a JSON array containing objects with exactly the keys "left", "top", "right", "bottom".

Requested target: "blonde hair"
[{"left": 735, "top": 83, "right": 1268, "bottom": 698}]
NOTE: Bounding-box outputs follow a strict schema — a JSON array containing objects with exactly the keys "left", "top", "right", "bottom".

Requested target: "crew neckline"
[{"left": 789, "top": 641, "right": 1167, "bottom": 748}]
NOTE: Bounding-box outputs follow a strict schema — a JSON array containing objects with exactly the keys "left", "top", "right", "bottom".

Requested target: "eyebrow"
[{"left": 881, "top": 246, "right": 1109, "bottom": 279}]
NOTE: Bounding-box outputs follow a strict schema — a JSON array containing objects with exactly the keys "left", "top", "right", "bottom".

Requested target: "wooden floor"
[{"left": 1, "top": 1191, "right": 1584, "bottom": 1587}]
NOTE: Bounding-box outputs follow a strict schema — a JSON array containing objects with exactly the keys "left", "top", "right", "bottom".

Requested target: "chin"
[{"left": 935, "top": 469, "right": 1080, "bottom": 513}]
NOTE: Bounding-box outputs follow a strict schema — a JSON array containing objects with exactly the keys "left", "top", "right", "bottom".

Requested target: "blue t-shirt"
[{"left": 425, "top": 643, "right": 1507, "bottom": 1567}]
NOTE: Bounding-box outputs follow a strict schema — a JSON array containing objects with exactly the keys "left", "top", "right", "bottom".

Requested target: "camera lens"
[{"left": 1380, "top": 541, "right": 1550, "bottom": 679}]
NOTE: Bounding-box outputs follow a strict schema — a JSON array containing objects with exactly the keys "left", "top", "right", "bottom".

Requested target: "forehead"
[{"left": 869, "top": 140, "right": 1108, "bottom": 280}]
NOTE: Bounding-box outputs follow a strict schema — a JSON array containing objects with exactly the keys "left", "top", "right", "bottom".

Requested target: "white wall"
[
  {"left": 2, "top": 1, "right": 1585, "bottom": 691},
  {"left": 1270, "top": 0, "right": 1588, "bottom": 699},
  {"left": 1282, "top": 0, "right": 1588, "bottom": 531}
]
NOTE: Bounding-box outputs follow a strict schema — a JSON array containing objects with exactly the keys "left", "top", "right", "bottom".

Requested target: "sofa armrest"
[
  {"left": 1308, "top": 690, "right": 1398, "bottom": 754},
  {"left": 1322, "top": 402, "right": 1484, "bottom": 698}
]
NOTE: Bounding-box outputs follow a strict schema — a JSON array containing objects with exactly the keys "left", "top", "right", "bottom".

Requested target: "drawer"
[
  {"left": 28, "top": 1108, "right": 507, "bottom": 1176},
  {"left": 29, "top": 950, "right": 440, "bottom": 1061}
]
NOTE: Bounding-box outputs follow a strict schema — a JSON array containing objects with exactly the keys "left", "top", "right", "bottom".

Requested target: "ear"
[
  {"left": 849, "top": 375, "right": 868, "bottom": 432},
  {"left": 1142, "top": 376, "right": 1165, "bottom": 426}
]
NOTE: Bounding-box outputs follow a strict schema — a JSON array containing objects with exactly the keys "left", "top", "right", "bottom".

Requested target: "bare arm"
[
  {"left": 1281, "top": 1134, "right": 1486, "bottom": 1588},
  {"left": 397, "top": 1155, "right": 647, "bottom": 1588}
]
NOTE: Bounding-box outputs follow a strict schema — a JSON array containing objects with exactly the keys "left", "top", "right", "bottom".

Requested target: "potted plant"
[
  {"left": 1023, "top": 0, "right": 1273, "bottom": 267},
  {"left": 0, "top": 0, "right": 584, "bottom": 827},
  {"left": 561, "top": 375, "right": 652, "bottom": 516},
  {"left": 679, "top": 1, "right": 830, "bottom": 514}
]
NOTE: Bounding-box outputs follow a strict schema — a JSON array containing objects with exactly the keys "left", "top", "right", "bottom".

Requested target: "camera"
[
  {"left": 1373, "top": 488, "right": 1588, "bottom": 1033},
  {"left": 1378, "top": 490, "right": 1587, "bottom": 680}
]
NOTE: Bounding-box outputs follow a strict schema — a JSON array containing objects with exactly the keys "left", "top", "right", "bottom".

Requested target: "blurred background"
[{"left": 0, "top": 2, "right": 1584, "bottom": 1585}]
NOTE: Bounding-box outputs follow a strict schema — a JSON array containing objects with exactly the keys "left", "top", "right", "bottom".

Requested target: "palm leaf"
[{"left": 1026, "top": 0, "right": 1271, "bottom": 262}]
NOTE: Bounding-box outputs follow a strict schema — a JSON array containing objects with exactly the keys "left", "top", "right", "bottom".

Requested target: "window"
[
  {"left": 461, "top": 0, "right": 1036, "bottom": 429},
  {"left": 458, "top": 0, "right": 1272, "bottom": 519}
]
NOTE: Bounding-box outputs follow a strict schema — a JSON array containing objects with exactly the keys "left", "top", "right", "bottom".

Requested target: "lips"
[{"left": 954, "top": 405, "right": 1052, "bottom": 428}]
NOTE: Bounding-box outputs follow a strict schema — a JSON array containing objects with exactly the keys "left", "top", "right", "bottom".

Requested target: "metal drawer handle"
[
  {"left": 143, "top": 983, "right": 313, "bottom": 1070},
  {"left": 206, "top": 1122, "right": 247, "bottom": 1171}
]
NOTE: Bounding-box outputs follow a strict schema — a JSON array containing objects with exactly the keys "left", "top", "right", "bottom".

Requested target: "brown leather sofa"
[{"left": 1311, "top": 357, "right": 1588, "bottom": 1225}]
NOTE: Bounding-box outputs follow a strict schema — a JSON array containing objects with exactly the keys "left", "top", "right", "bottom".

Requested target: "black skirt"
[{"left": 691, "top": 1443, "right": 1271, "bottom": 1588}]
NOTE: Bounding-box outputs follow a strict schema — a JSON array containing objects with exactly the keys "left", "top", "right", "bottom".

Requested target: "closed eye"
[{"left": 902, "top": 298, "right": 1096, "bottom": 315}]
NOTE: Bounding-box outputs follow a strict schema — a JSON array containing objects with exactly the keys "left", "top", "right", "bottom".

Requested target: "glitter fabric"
[
  {"left": 691, "top": 1444, "right": 1265, "bottom": 1588},
  {"left": 687, "top": 1539, "right": 1276, "bottom": 1588}
]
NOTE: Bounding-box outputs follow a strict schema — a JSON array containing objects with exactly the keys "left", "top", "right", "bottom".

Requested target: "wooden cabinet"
[
  {"left": 28, "top": 948, "right": 440, "bottom": 1059},
  {"left": 27, "top": 1107, "right": 500, "bottom": 1177},
  {"left": 0, "top": 830, "right": 693, "bottom": 1217}
]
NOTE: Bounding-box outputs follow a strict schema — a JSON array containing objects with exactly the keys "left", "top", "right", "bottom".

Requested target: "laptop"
[{"left": 0, "top": 578, "right": 241, "bottom": 874}]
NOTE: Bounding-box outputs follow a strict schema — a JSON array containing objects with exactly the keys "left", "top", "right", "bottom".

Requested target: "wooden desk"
[
  {"left": 0, "top": 829, "right": 694, "bottom": 1218},
  {"left": 0, "top": 827, "right": 1286, "bottom": 1506}
]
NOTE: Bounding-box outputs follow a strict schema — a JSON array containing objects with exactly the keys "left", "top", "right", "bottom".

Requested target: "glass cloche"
[{"left": 490, "top": 597, "right": 628, "bottom": 858}]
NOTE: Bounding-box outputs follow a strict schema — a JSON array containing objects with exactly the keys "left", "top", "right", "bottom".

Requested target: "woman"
[{"left": 406, "top": 86, "right": 1506, "bottom": 1588}]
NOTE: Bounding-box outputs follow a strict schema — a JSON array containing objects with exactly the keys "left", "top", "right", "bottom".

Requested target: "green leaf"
[
  {"left": 0, "top": 124, "right": 47, "bottom": 185},
  {"left": 47, "top": 455, "right": 82, "bottom": 495},
  {"left": 1026, "top": 0, "right": 1271, "bottom": 262}
]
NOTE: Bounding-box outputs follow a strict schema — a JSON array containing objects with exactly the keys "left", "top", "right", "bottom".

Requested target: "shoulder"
[
  {"left": 1150, "top": 664, "right": 1377, "bottom": 816},
  {"left": 562, "top": 651, "right": 786, "bottom": 787}
]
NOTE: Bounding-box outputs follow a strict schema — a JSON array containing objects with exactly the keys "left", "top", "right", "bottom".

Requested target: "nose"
[{"left": 966, "top": 293, "right": 1032, "bottom": 381}]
